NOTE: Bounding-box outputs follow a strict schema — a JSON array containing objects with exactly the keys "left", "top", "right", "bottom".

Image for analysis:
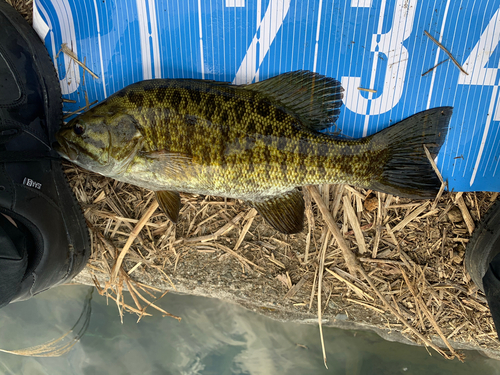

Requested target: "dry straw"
[{"left": 66, "top": 161, "right": 498, "bottom": 362}]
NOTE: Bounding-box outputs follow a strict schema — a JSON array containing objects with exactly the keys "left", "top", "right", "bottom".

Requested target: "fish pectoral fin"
[
  {"left": 141, "top": 150, "right": 192, "bottom": 162},
  {"left": 155, "top": 190, "right": 181, "bottom": 223},
  {"left": 245, "top": 70, "right": 344, "bottom": 132},
  {"left": 141, "top": 150, "right": 194, "bottom": 175},
  {"left": 250, "top": 190, "right": 304, "bottom": 234}
]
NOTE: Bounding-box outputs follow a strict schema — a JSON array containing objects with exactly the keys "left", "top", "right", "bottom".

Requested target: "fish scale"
[{"left": 55, "top": 71, "right": 452, "bottom": 234}]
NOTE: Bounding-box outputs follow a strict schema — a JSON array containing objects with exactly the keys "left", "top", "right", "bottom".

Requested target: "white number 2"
[{"left": 232, "top": 0, "right": 291, "bottom": 84}]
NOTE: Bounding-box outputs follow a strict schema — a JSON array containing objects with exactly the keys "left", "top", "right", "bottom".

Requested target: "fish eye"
[{"left": 73, "top": 123, "right": 85, "bottom": 136}]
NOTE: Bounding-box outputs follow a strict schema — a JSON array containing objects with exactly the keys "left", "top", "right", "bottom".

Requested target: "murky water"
[{"left": 0, "top": 285, "right": 498, "bottom": 375}]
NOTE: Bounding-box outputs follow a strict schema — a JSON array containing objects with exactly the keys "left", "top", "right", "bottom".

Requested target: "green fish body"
[{"left": 55, "top": 71, "right": 452, "bottom": 233}]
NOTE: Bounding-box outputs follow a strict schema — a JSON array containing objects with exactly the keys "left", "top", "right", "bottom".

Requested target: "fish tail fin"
[{"left": 369, "top": 107, "right": 453, "bottom": 199}]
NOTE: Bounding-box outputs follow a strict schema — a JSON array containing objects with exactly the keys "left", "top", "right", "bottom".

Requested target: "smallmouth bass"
[{"left": 55, "top": 71, "right": 452, "bottom": 234}]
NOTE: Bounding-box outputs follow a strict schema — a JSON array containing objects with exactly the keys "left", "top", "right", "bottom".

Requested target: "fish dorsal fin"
[
  {"left": 245, "top": 71, "right": 344, "bottom": 132},
  {"left": 155, "top": 190, "right": 181, "bottom": 223},
  {"left": 250, "top": 189, "right": 304, "bottom": 234}
]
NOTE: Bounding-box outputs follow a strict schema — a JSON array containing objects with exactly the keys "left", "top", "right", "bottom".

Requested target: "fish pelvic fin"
[
  {"left": 250, "top": 189, "right": 304, "bottom": 234},
  {"left": 155, "top": 190, "right": 181, "bottom": 223},
  {"left": 245, "top": 71, "right": 344, "bottom": 132},
  {"left": 369, "top": 107, "right": 453, "bottom": 199}
]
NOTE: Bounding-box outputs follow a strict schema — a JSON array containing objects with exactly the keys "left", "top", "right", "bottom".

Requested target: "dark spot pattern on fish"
[
  {"left": 204, "top": 95, "right": 217, "bottom": 121},
  {"left": 170, "top": 90, "right": 183, "bottom": 110},
  {"left": 339, "top": 159, "right": 354, "bottom": 176},
  {"left": 115, "top": 90, "right": 127, "bottom": 98},
  {"left": 233, "top": 100, "right": 246, "bottom": 123},
  {"left": 221, "top": 93, "right": 233, "bottom": 103},
  {"left": 260, "top": 122, "right": 274, "bottom": 137},
  {"left": 255, "top": 99, "right": 271, "bottom": 118},
  {"left": 128, "top": 91, "right": 144, "bottom": 108},
  {"left": 155, "top": 89, "right": 167, "bottom": 103},
  {"left": 189, "top": 90, "right": 201, "bottom": 104},
  {"left": 244, "top": 118, "right": 257, "bottom": 135},
  {"left": 274, "top": 107, "right": 288, "bottom": 122}
]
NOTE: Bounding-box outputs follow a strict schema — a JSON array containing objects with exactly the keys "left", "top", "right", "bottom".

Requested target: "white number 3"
[{"left": 342, "top": 0, "right": 417, "bottom": 121}]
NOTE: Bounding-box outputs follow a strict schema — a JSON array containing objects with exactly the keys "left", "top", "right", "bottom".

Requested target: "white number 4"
[
  {"left": 457, "top": 8, "right": 500, "bottom": 185},
  {"left": 458, "top": 8, "right": 500, "bottom": 89}
]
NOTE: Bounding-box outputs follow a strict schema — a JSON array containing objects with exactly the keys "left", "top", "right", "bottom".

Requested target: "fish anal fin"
[
  {"left": 250, "top": 190, "right": 304, "bottom": 234},
  {"left": 155, "top": 190, "right": 181, "bottom": 223},
  {"left": 245, "top": 70, "right": 344, "bottom": 132}
]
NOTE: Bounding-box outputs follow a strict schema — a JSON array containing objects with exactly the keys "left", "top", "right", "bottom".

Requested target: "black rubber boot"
[
  {"left": 465, "top": 201, "right": 500, "bottom": 292},
  {"left": 0, "top": 1, "right": 90, "bottom": 306},
  {"left": 465, "top": 200, "right": 500, "bottom": 336}
]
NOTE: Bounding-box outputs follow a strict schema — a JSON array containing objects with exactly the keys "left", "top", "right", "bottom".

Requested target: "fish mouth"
[{"left": 52, "top": 140, "right": 79, "bottom": 161}]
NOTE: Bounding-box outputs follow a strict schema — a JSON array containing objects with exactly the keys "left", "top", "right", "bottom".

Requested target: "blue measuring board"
[{"left": 34, "top": 0, "right": 500, "bottom": 193}]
